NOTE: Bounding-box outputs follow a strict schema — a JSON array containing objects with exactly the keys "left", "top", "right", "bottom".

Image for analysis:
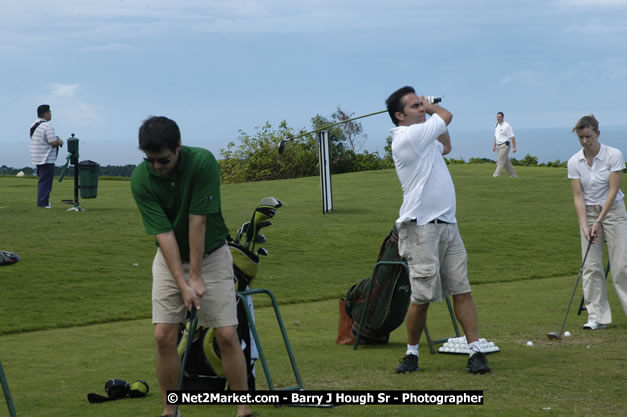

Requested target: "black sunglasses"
[{"left": 144, "top": 156, "right": 172, "bottom": 165}]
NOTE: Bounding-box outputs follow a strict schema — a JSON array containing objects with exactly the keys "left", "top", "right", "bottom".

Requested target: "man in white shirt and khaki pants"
[
  {"left": 386, "top": 86, "right": 491, "bottom": 375},
  {"left": 493, "top": 112, "right": 518, "bottom": 177}
]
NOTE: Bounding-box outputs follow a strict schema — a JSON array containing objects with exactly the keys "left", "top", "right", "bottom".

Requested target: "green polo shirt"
[{"left": 130, "top": 145, "right": 228, "bottom": 261}]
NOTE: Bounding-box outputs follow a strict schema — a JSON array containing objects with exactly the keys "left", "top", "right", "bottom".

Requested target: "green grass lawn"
[{"left": 1, "top": 165, "right": 626, "bottom": 416}]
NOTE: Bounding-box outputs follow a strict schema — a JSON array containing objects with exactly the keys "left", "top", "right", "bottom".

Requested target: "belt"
[
  {"left": 498, "top": 141, "right": 510, "bottom": 146},
  {"left": 182, "top": 243, "right": 224, "bottom": 262},
  {"left": 410, "top": 219, "right": 451, "bottom": 225}
]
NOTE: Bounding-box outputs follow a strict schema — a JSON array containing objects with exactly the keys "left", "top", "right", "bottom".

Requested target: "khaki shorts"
[
  {"left": 152, "top": 243, "right": 238, "bottom": 328},
  {"left": 398, "top": 222, "right": 471, "bottom": 304}
]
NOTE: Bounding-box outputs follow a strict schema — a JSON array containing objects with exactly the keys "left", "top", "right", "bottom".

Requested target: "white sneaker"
[
  {"left": 44, "top": 204, "right": 52, "bottom": 208},
  {"left": 583, "top": 321, "right": 607, "bottom": 330}
]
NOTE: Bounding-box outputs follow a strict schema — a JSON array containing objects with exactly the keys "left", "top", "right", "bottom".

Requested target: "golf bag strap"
[
  {"left": 87, "top": 393, "right": 111, "bottom": 403},
  {"left": 30, "top": 121, "right": 45, "bottom": 138}
]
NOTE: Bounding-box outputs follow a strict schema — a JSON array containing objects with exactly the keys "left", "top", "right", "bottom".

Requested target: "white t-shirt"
[
  {"left": 494, "top": 121, "right": 514, "bottom": 145},
  {"left": 29, "top": 119, "right": 58, "bottom": 165},
  {"left": 391, "top": 114, "right": 456, "bottom": 226},
  {"left": 567, "top": 144, "right": 625, "bottom": 205}
]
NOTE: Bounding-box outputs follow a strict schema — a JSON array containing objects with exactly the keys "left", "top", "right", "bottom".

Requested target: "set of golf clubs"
[{"left": 233, "top": 197, "right": 283, "bottom": 256}]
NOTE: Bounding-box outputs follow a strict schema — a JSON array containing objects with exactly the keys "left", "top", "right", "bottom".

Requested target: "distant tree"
[
  {"left": 384, "top": 135, "right": 393, "bottom": 164},
  {"left": 445, "top": 157, "right": 466, "bottom": 165},
  {"left": 469, "top": 157, "right": 495, "bottom": 164},
  {"left": 331, "top": 107, "right": 367, "bottom": 153},
  {"left": 310, "top": 106, "right": 370, "bottom": 174},
  {"left": 219, "top": 120, "right": 318, "bottom": 183}
]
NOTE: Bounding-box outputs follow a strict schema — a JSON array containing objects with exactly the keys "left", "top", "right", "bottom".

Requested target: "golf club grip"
[{"left": 581, "top": 238, "right": 594, "bottom": 268}]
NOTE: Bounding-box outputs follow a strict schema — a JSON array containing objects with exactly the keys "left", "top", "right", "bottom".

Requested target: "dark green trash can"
[{"left": 78, "top": 160, "right": 100, "bottom": 199}]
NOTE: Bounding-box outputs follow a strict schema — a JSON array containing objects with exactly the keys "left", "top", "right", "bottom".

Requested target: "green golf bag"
[
  {"left": 345, "top": 227, "right": 410, "bottom": 343},
  {"left": 177, "top": 197, "right": 281, "bottom": 390}
]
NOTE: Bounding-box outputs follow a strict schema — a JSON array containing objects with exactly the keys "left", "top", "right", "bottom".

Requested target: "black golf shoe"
[
  {"left": 466, "top": 351, "right": 491, "bottom": 374},
  {"left": 395, "top": 354, "right": 419, "bottom": 373}
]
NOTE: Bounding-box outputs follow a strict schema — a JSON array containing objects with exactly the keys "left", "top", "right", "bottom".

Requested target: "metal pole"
[
  {"left": 73, "top": 163, "right": 79, "bottom": 207},
  {"left": 0, "top": 361, "right": 18, "bottom": 417}
]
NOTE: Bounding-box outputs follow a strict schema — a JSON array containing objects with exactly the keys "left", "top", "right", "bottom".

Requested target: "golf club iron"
[
  {"left": 547, "top": 238, "right": 593, "bottom": 340},
  {"left": 176, "top": 307, "right": 198, "bottom": 415},
  {"left": 235, "top": 222, "right": 250, "bottom": 245},
  {"left": 257, "top": 248, "right": 268, "bottom": 256},
  {"left": 251, "top": 234, "right": 267, "bottom": 252}
]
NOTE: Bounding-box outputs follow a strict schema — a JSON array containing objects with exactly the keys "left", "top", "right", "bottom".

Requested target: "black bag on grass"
[{"left": 345, "top": 227, "right": 410, "bottom": 343}]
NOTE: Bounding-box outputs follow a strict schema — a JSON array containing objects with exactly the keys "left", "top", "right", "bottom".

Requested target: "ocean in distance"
[
  {"left": 446, "top": 125, "right": 627, "bottom": 165},
  {"left": 2, "top": 125, "right": 626, "bottom": 170}
]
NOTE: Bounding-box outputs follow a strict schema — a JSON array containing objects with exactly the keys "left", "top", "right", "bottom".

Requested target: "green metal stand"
[
  {"left": 577, "top": 260, "right": 610, "bottom": 316},
  {"left": 0, "top": 361, "right": 18, "bottom": 417},
  {"left": 352, "top": 260, "right": 460, "bottom": 354},
  {"left": 236, "top": 289, "right": 304, "bottom": 391},
  {"left": 423, "top": 297, "right": 461, "bottom": 354}
]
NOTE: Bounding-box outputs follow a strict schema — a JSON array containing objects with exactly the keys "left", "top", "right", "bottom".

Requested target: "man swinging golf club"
[
  {"left": 131, "top": 116, "right": 254, "bottom": 417},
  {"left": 386, "top": 86, "right": 491, "bottom": 374}
]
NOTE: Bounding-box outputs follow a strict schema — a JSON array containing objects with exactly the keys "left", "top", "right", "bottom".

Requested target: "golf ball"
[
  {"left": 526, "top": 341, "right": 534, "bottom": 346},
  {"left": 564, "top": 331, "right": 571, "bottom": 337}
]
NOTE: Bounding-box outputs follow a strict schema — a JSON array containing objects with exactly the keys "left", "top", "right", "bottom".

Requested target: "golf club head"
[
  {"left": 259, "top": 197, "right": 283, "bottom": 208},
  {"left": 0, "top": 251, "right": 21, "bottom": 266},
  {"left": 256, "top": 220, "right": 272, "bottom": 229},
  {"left": 254, "top": 234, "right": 266, "bottom": 244},
  {"left": 247, "top": 207, "right": 278, "bottom": 245},
  {"left": 235, "top": 228, "right": 243, "bottom": 244},
  {"left": 257, "top": 206, "right": 277, "bottom": 218},
  {"left": 257, "top": 248, "right": 268, "bottom": 256},
  {"left": 547, "top": 332, "right": 562, "bottom": 340}
]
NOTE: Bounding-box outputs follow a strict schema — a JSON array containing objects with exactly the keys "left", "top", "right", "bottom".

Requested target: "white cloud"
[
  {"left": 564, "top": 20, "right": 627, "bottom": 35},
  {"left": 499, "top": 75, "right": 513, "bottom": 87},
  {"left": 556, "top": 0, "right": 627, "bottom": 5},
  {"left": 78, "top": 43, "right": 133, "bottom": 53},
  {"left": 51, "top": 83, "right": 79, "bottom": 98},
  {"left": 38, "top": 84, "right": 100, "bottom": 128}
]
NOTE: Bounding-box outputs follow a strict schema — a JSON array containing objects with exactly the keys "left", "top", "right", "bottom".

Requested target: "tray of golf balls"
[{"left": 438, "top": 336, "right": 500, "bottom": 355}]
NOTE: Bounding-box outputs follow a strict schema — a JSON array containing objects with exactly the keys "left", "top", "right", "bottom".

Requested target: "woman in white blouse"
[{"left": 567, "top": 114, "right": 627, "bottom": 330}]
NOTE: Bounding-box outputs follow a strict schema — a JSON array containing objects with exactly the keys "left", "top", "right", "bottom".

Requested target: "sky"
[{"left": 2, "top": 0, "right": 627, "bottom": 168}]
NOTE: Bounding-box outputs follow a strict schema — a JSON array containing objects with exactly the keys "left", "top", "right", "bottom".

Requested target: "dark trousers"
[{"left": 37, "top": 163, "right": 55, "bottom": 207}]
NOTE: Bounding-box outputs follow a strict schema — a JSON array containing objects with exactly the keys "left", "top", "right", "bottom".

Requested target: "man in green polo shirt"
[{"left": 131, "top": 116, "right": 253, "bottom": 417}]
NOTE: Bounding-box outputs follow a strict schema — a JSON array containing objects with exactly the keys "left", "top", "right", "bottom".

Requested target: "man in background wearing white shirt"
[
  {"left": 386, "top": 86, "right": 491, "bottom": 375},
  {"left": 492, "top": 112, "right": 518, "bottom": 177},
  {"left": 29, "top": 104, "right": 63, "bottom": 208}
]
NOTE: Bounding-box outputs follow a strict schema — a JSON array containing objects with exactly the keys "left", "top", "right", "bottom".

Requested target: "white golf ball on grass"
[
  {"left": 526, "top": 341, "right": 534, "bottom": 346},
  {"left": 564, "top": 331, "right": 571, "bottom": 337}
]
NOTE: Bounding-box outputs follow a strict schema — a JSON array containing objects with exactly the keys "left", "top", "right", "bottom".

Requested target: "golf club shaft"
[
  {"left": 284, "top": 109, "right": 387, "bottom": 143},
  {"left": 176, "top": 307, "right": 197, "bottom": 416},
  {"left": 557, "top": 238, "right": 594, "bottom": 335}
]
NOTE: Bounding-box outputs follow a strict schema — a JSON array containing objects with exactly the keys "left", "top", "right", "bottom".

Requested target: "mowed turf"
[{"left": 1, "top": 165, "right": 626, "bottom": 416}]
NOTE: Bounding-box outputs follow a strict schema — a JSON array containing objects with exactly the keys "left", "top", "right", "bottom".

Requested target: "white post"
[{"left": 318, "top": 130, "right": 333, "bottom": 214}]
